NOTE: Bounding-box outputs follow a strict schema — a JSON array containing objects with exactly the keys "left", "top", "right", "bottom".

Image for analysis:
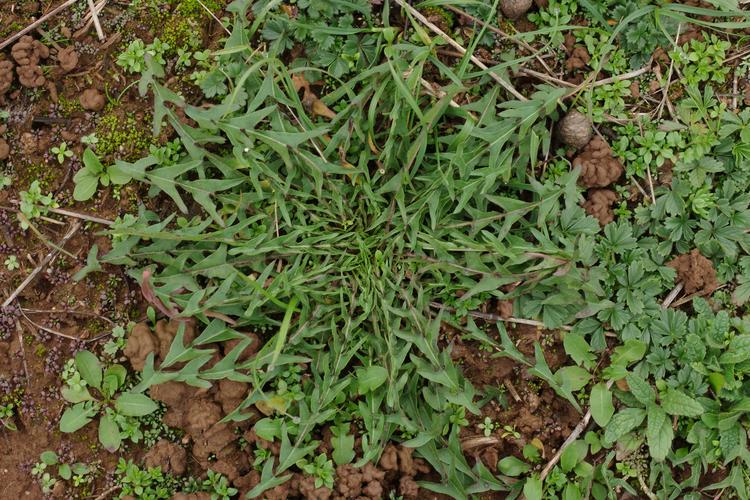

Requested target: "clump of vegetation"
[
  {"left": 8, "top": 0, "right": 750, "bottom": 498},
  {"left": 59, "top": 350, "right": 159, "bottom": 452},
  {"left": 18, "top": 180, "right": 58, "bottom": 229},
  {"left": 95, "top": 112, "right": 153, "bottom": 160},
  {"left": 31, "top": 451, "right": 95, "bottom": 495},
  {"left": 80, "top": 0, "right": 750, "bottom": 496}
]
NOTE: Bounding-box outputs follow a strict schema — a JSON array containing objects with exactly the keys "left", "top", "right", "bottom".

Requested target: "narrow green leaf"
[{"left": 590, "top": 383, "right": 615, "bottom": 427}]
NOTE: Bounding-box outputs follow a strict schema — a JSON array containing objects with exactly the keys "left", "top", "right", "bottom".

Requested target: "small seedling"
[
  {"left": 81, "top": 133, "right": 99, "bottom": 146},
  {"left": 4, "top": 255, "right": 19, "bottom": 271},
  {"left": 59, "top": 350, "right": 158, "bottom": 451},
  {"left": 18, "top": 181, "right": 58, "bottom": 230},
  {"left": 73, "top": 148, "right": 131, "bottom": 201},
  {"left": 478, "top": 417, "right": 497, "bottom": 437},
  {"left": 31, "top": 451, "right": 92, "bottom": 494},
  {"left": 297, "top": 454, "right": 335, "bottom": 489},
  {"left": 51, "top": 142, "right": 73, "bottom": 164},
  {"left": 500, "top": 425, "right": 521, "bottom": 440},
  {"left": 0, "top": 402, "right": 16, "bottom": 431}
]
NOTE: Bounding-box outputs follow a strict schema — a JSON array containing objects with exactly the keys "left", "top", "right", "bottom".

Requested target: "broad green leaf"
[
  {"left": 625, "top": 373, "right": 655, "bottom": 406},
  {"left": 71, "top": 463, "right": 89, "bottom": 475},
  {"left": 555, "top": 366, "right": 591, "bottom": 392},
  {"left": 660, "top": 388, "right": 703, "bottom": 417},
  {"left": 114, "top": 393, "right": 158, "bottom": 417},
  {"left": 720, "top": 335, "right": 750, "bottom": 364},
  {"left": 73, "top": 172, "right": 99, "bottom": 201},
  {"left": 590, "top": 383, "right": 615, "bottom": 427},
  {"left": 357, "top": 366, "right": 388, "bottom": 394},
  {"left": 497, "top": 456, "right": 530, "bottom": 476},
  {"left": 75, "top": 350, "right": 102, "bottom": 389},
  {"left": 523, "top": 476, "right": 543, "bottom": 500},
  {"left": 102, "top": 364, "right": 127, "bottom": 398},
  {"left": 604, "top": 408, "right": 646, "bottom": 443},
  {"left": 646, "top": 405, "right": 673, "bottom": 461},
  {"left": 40, "top": 451, "right": 58, "bottom": 466},
  {"left": 610, "top": 340, "right": 647, "bottom": 367},
  {"left": 563, "top": 483, "right": 583, "bottom": 500},
  {"left": 560, "top": 440, "right": 587, "bottom": 473},
  {"left": 98, "top": 413, "right": 122, "bottom": 452},
  {"left": 58, "top": 463, "right": 71, "bottom": 480},
  {"left": 331, "top": 430, "right": 355, "bottom": 465},
  {"left": 60, "top": 403, "right": 97, "bottom": 433},
  {"left": 82, "top": 148, "right": 104, "bottom": 173},
  {"left": 61, "top": 385, "right": 93, "bottom": 403},
  {"left": 563, "top": 332, "right": 595, "bottom": 369}
]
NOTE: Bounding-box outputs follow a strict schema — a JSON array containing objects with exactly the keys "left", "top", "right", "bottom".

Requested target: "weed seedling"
[{"left": 51, "top": 142, "right": 73, "bottom": 164}]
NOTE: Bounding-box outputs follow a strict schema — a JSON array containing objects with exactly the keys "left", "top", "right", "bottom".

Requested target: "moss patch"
[{"left": 95, "top": 112, "right": 153, "bottom": 161}]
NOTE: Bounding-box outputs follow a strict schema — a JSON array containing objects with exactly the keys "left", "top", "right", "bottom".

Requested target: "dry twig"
[
  {"left": 0, "top": 0, "right": 79, "bottom": 50},
  {"left": 87, "top": 0, "right": 106, "bottom": 41},
  {"left": 2, "top": 222, "right": 81, "bottom": 308}
]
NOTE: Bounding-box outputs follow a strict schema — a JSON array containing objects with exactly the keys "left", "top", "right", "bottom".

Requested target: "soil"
[
  {"left": 668, "top": 249, "right": 719, "bottom": 295},
  {"left": 447, "top": 323, "right": 579, "bottom": 476},
  {"left": 574, "top": 136, "right": 625, "bottom": 188},
  {"left": 583, "top": 188, "right": 618, "bottom": 226}
]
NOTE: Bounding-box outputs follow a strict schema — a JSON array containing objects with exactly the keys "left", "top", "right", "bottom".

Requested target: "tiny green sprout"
[
  {"left": 478, "top": 417, "right": 496, "bottom": 437},
  {"left": 176, "top": 48, "right": 193, "bottom": 69},
  {"left": 51, "top": 142, "right": 73, "bottom": 164},
  {"left": 39, "top": 473, "right": 57, "bottom": 494},
  {"left": 81, "top": 133, "right": 99, "bottom": 146},
  {"left": 500, "top": 425, "right": 521, "bottom": 440},
  {"left": 0, "top": 175, "right": 10, "bottom": 188},
  {"left": 0, "top": 402, "right": 16, "bottom": 431},
  {"left": 4, "top": 255, "right": 19, "bottom": 271},
  {"left": 18, "top": 180, "right": 58, "bottom": 229},
  {"left": 298, "top": 454, "right": 335, "bottom": 489},
  {"left": 31, "top": 461, "right": 47, "bottom": 476}
]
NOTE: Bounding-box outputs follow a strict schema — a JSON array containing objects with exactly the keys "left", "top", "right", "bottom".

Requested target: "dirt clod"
[
  {"left": 583, "top": 188, "right": 617, "bottom": 226},
  {"left": 668, "top": 249, "right": 718, "bottom": 295},
  {"left": 573, "top": 136, "right": 623, "bottom": 188},
  {"left": 144, "top": 439, "right": 188, "bottom": 475},
  {"left": 123, "top": 322, "right": 157, "bottom": 370},
  {"left": 57, "top": 46, "right": 79, "bottom": 73},
  {"left": 500, "top": 0, "right": 533, "bottom": 19},
  {"left": 0, "top": 60, "right": 13, "bottom": 95},
  {"left": 558, "top": 110, "right": 592, "bottom": 149},
  {"left": 0, "top": 139, "right": 9, "bottom": 161},
  {"left": 17, "top": 65, "right": 45, "bottom": 88},
  {"left": 565, "top": 46, "right": 591, "bottom": 72},
  {"left": 80, "top": 88, "right": 105, "bottom": 111},
  {"left": 11, "top": 36, "right": 49, "bottom": 66},
  {"left": 11, "top": 36, "right": 49, "bottom": 88}
]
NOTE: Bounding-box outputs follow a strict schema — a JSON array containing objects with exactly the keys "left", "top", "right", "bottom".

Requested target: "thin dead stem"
[{"left": 2, "top": 222, "right": 82, "bottom": 308}]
